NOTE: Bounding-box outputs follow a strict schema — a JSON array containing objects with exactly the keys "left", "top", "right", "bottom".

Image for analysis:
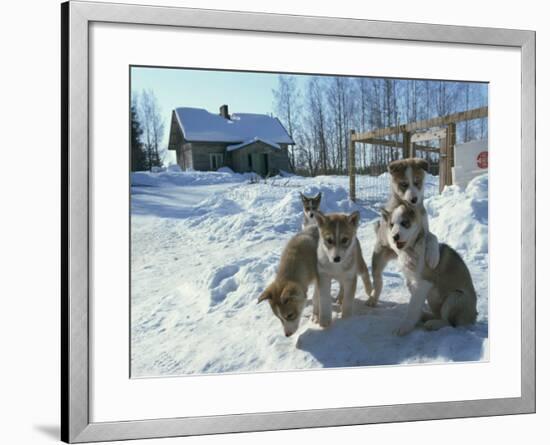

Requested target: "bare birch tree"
[
  {"left": 139, "top": 89, "right": 165, "bottom": 170},
  {"left": 272, "top": 76, "right": 301, "bottom": 172}
]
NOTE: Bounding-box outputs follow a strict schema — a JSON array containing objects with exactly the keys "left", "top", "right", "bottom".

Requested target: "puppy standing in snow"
[
  {"left": 314, "top": 211, "right": 372, "bottom": 327},
  {"left": 258, "top": 225, "right": 319, "bottom": 337},
  {"left": 301, "top": 192, "right": 372, "bottom": 305},
  {"left": 382, "top": 203, "right": 477, "bottom": 335},
  {"left": 370, "top": 158, "right": 440, "bottom": 307}
]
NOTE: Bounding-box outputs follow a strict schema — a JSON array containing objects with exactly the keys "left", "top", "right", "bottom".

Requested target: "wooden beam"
[
  {"left": 407, "top": 107, "right": 487, "bottom": 133},
  {"left": 439, "top": 136, "right": 448, "bottom": 193},
  {"left": 414, "top": 145, "right": 439, "bottom": 153},
  {"left": 361, "top": 138, "right": 438, "bottom": 153},
  {"left": 352, "top": 106, "right": 488, "bottom": 143},
  {"left": 403, "top": 131, "right": 412, "bottom": 158},
  {"left": 446, "top": 123, "right": 457, "bottom": 187},
  {"left": 362, "top": 138, "right": 404, "bottom": 148},
  {"left": 411, "top": 128, "right": 447, "bottom": 143},
  {"left": 349, "top": 129, "right": 356, "bottom": 202},
  {"left": 353, "top": 125, "right": 406, "bottom": 142}
]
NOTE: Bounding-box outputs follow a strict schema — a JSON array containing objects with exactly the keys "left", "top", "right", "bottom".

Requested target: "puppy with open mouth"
[
  {"left": 382, "top": 203, "right": 477, "bottom": 336},
  {"left": 370, "top": 158, "right": 440, "bottom": 307}
]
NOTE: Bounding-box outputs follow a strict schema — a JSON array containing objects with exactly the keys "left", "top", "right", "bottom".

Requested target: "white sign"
[{"left": 452, "top": 138, "right": 488, "bottom": 188}]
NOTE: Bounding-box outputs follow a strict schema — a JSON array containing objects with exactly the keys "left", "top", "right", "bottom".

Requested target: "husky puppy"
[
  {"left": 300, "top": 192, "right": 322, "bottom": 229},
  {"left": 300, "top": 192, "right": 371, "bottom": 306},
  {"left": 258, "top": 225, "right": 319, "bottom": 337},
  {"left": 382, "top": 203, "right": 477, "bottom": 336},
  {"left": 314, "top": 211, "right": 372, "bottom": 327},
  {"left": 370, "top": 158, "right": 440, "bottom": 307}
]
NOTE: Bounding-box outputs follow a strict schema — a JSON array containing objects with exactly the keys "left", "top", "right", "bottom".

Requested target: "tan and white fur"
[
  {"left": 258, "top": 225, "right": 319, "bottom": 337},
  {"left": 300, "top": 192, "right": 322, "bottom": 229},
  {"left": 314, "top": 211, "right": 372, "bottom": 327},
  {"left": 382, "top": 203, "right": 477, "bottom": 335},
  {"left": 370, "top": 158, "right": 440, "bottom": 307}
]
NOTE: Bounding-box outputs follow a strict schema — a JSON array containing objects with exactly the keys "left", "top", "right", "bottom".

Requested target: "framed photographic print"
[{"left": 61, "top": 1, "right": 535, "bottom": 442}]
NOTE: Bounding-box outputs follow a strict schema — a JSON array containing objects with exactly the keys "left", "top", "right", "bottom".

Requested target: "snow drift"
[{"left": 130, "top": 170, "right": 488, "bottom": 377}]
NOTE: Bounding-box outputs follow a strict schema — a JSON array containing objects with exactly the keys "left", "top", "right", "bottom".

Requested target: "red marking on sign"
[{"left": 477, "top": 151, "right": 488, "bottom": 169}]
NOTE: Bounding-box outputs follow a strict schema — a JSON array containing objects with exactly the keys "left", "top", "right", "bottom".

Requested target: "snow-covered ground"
[{"left": 130, "top": 168, "right": 488, "bottom": 377}]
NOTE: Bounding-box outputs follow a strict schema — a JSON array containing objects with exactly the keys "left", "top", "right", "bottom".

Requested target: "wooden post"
[
  {"left": 349, "top": 129, "right": 356, "bottom": 202},
  {"left": 445, "top": 123, "right": 456, "bottom": 187},
  {"left": 411, "top": 142, "right": 417, "bottom": 158},
  {"left": 402, "top": 131, "right": 411, "bottom": 158},
  {"left": 439, "top": 136, "right": 447, "bottom": 193}
]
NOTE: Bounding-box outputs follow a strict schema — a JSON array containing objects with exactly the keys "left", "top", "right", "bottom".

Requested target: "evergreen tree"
[{"left": 130, "top": 101, "right": 147, "bottom": 171}]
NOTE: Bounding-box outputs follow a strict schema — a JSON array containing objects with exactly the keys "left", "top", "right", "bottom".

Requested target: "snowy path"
[{"left": 130, "top": 170, "right": 488, "bottom": 377}]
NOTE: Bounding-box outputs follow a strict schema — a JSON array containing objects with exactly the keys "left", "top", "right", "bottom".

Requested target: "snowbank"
[
  {"left": 130, "top": 171, "right": 488, "bottom": 377},
  {"left": 131, "top": 169, "right": 250, "bottom": 187},
  {"left": 427, "top": 174, "right": 488, "bottom": 258}
]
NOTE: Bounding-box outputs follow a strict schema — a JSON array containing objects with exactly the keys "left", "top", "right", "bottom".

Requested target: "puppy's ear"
[
  {"left": 314, "top": 211, "right": 326, "bottom": 227},
  {"left": 348, "top": 211, "right": 360, "bottom": 228},
  {"left": 314, "top": 192, "right": 322, "bottom": 202},
  {"left": 299, "top": 192, "right": 306, "bottom": 202},
  {"left": 257, "top": 289, "right": 273, "bottom": 304},
  {"left": 388, "top": 160, "right": 405, "bottom": 175},
  {"left": 380, "top": 208, "right": 390, "bottom": 222},
  {"left": 415, "top": 158, "right": 429, "bottom": 172}
]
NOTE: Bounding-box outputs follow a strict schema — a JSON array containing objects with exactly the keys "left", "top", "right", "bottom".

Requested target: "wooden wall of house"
[
  {"left": 230, "top": 143, "right": 290, "bottom": 175},
  {"left": 175, "top": 139, "right": 290, "bottom": 174},
  {"left": 230, "top": 142, "right": 269, "bottom": 173},
  {"left": 189, "top": 142, "right": 227, "bottom": 171},
  {"left": 269, "top": 144, "right": 290, "bottom": 173},
  {"left": 175, "top": 143, "right": 194, "bottom": 170}
]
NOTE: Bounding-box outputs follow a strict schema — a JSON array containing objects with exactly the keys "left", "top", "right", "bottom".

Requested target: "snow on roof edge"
[
  {"left": 226, "top": 137, "right": 281, "bottom": 152},
  {"left": 173, "top": 107, "right": 295, "bottom": 145}
]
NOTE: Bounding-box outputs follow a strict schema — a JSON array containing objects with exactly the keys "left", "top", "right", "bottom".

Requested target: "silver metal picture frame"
[{"left": 61, "top": 1, "right": 535, "bottom": 442}]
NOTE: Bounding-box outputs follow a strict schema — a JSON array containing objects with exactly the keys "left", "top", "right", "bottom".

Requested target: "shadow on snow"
[{"left": 296, "top": 298, "right": 488, "bottom": 368}]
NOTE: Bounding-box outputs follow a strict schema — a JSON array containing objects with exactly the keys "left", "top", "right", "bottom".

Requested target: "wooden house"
[{"left": 168, "top": 105, "right": 294, "bottom": 176}]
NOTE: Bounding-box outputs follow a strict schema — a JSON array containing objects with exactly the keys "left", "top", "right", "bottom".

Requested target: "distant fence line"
[{"left": 348, "top": 106, "right": 488, "bottom": 201}]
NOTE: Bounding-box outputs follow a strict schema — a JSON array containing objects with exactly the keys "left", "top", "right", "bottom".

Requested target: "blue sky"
[{"left": 131, "top": 66, "right": 309, "bottom": 118}]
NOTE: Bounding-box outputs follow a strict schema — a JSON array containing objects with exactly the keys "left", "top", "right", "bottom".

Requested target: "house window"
[{"left": 209, "top": 153, "right": 223, "bottom": 170}]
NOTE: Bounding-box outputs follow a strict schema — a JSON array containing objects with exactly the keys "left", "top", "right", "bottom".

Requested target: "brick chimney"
[{"left": 219, "top": 104, "right": 229, "bottom": 119}]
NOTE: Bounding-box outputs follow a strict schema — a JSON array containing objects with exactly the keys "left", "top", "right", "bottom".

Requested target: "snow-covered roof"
[
  {"left": 226, "top": 137, "right": 281, "bottom": 152},
  {"left": 173, "top": 107, "right": 294, "bottom": 145}
]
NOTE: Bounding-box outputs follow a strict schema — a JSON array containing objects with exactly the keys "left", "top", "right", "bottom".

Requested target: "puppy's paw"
[
  {"left": 424, "top": 319, "right": 448, "bottom": 331},
  {"left": 394, "top": 322, "right": 415, "bottom": 336},
  {"left": 366, "top": 296, "right": 378, "bottom": 307},
  {"left": 311, "top": 313, "right": 319, "bottom": 324},
  {"left": 319, "top": 315, "right": 332, "bottom": 328},
  {"left": 341, "top": 309, "right": 353, "bottom": 319}
]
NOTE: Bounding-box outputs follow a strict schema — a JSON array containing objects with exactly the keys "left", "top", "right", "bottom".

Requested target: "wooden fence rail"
[{"left": 348, "top": 106, "right": 488, "bottom": 201}]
